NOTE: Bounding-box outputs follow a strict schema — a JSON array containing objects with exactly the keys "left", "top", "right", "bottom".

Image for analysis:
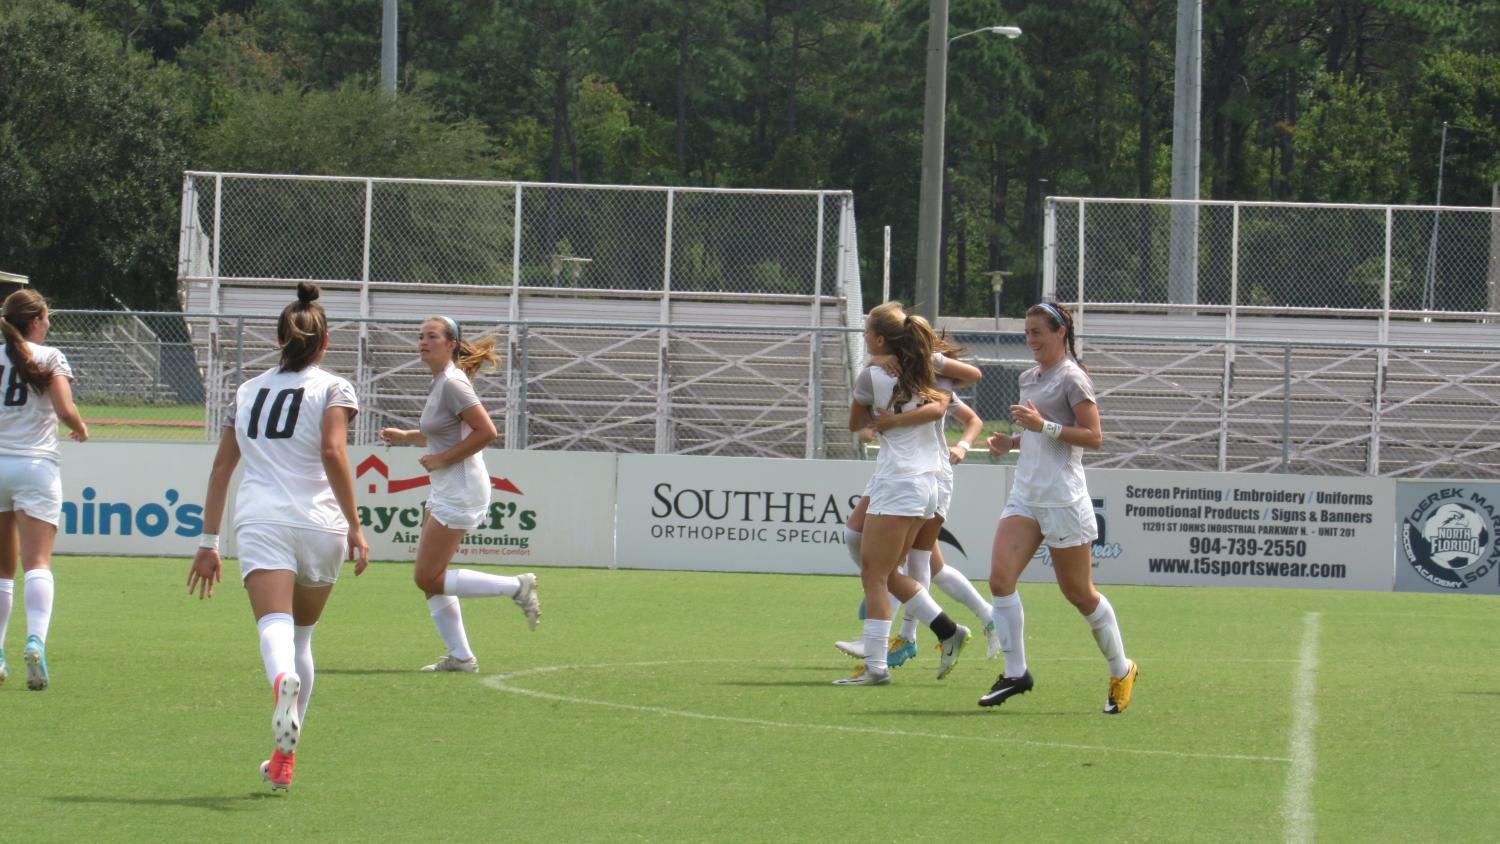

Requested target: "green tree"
[{"left": 0, "top": 0, "right": 191, "bottom": 308}]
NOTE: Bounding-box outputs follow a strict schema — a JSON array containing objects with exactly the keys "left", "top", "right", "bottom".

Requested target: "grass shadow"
[
  {"left": 51, "top": 793, "right": 278, "bottom": 812},
  {"left": 719, "top": 680, "right": 849, "bottom": 688},
  {"left": 867, "top": 708, "right": 1077, "bottom": 718}
]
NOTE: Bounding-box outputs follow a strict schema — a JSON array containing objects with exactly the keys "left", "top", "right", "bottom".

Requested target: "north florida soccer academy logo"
[{"left": 1401, "top": 493, "right": 1500, "bottom": 589}]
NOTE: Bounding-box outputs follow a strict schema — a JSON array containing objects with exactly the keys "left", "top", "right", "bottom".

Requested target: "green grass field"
[
  {"left": 76, "top": 403, "right": 205, "bottom": 441},
  {"left": 2, "top": 557, "right": 1495, "bottom": 841}
]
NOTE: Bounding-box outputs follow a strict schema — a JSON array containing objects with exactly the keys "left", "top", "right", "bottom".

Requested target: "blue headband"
[
  {"left": 438, "top": 316, "right": 461, "bottom": 342},
  {"left": 1037, "top": 302, "right": 1069, "bottom": 329}
]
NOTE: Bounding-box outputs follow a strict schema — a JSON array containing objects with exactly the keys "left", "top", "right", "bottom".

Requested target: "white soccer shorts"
[
  {"left": 236, "top": 523, "right": 347, "bottom": 586},
  {"left": 1000, "top": 496, "right": 1099, "bottom": 548},
  {"left": 0, "top": 456, "right": 63, "bottom": 526},
  {"left": 426, "top": 498, "right": 488, "bottom": 531},
  {"left": 866, "top": 473, "right": 940, "bottom": 519}
]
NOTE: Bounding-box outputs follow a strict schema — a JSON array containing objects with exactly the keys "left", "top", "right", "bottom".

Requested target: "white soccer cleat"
[
  {"left": 936, "top": 624, "right": 970, "bottom": 679},
  {"left": 512, "top": 573, "right": 541, "bottom": 631},
  {"left": 834, "top": 638, "right": 867, "bottom": 659},
  {"left": 271, "top": 672, "right": 302, "bottom": 755},
  {"left": 983, "top": 621, "right": 1002, "bottom": 661},
  {"left": 0, "top": 649, "right": 7, "bottom": 684},
  {"left": 832, "top": 665, "right": 891, "bottom": 686},
  {"left": 421, "top": 654, "right": 479, "bottom": 673}
]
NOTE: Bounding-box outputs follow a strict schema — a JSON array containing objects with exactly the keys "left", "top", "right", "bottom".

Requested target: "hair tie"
[{"left": 439, "top": 316, "right": 461, "bottom": 343}]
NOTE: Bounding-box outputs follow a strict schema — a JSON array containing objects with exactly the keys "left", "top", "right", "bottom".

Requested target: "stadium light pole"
[
  {"left": 913, "top": 17, "right": 1022, "bottom": 324},
  {"left": 1423, "top": 121, "right": 1476, "bottom": 312},
  {"left": 381, "top": 0, "right": 398, "bottom": 94}
]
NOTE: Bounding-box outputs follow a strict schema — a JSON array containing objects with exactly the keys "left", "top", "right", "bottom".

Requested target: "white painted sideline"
[{"left": 1283, "top": 612, "right": 1321, "bottom": 842}]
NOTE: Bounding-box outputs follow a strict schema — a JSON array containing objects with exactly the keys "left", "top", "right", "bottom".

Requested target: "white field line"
[
  {"left": 1283, "top": 613, "right": 1321, "bottom": 843},
  {"left": 481, "top": 660, "right": 1290, "bottom": 765}
]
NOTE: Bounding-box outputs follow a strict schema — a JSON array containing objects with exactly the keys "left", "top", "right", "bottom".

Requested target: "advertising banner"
[
  {"left": 348, "top": 447, "right": 615, "bottom": 567},
  {"left": 53, "top": 442, "right": 218, "bottom": 557},
  {"left": 51, "top": 443, "right": 615, "bottom": 568},
  {"left": 614, "top": 453, "right": 1010, "bottom": 576},
  {"left": 1394, "top": 482, "right": 1500, "bottom": 594},
  {"left": 1086, "top": 469, "right": 1395, "bottom": 590}
]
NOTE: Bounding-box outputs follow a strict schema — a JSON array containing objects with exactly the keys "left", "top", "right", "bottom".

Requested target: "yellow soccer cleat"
[{"left": 1104, "top": 660, "right": 1138, "bottom": 714}]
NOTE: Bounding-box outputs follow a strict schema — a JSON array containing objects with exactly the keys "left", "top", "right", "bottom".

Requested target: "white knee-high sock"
[
  {"left": 24, "top": 569, "right": 54, "bottom": 643},
  {"left": 443, "top": 569, "right": 520, "bottom": 599},
  {"left": 933, "top": 566, "right": 993, "bottom": 625},
  {"left": 906, "top": 550, "right": 933, "bottom": 590},
  {"left": 256, "top": 613, "right": 295, "bottom": 688},
  {"left": 901, "top": 587, "right": 943, "bottom": 626},
  {"left": 1085, "top": 593, "right": 1130, "bottom": 678},
  {"left": 862, "top": 618, "right": 892, "bottom": 673},
  {"left": 293, "top": 625, "right": 316, "bottom": 723},
  {"left": 990, "top": 592, "right": 1027, "bottom": 678},
  {"left": 426, "top": 595, "right": 474, "bottom": 661},
  {"left": 0, "top": 578, "right": 12, "bottom": 645},
  {"left": 897, "top": 549, "right": 933, "bottom": 641},
  {"left": 843, "top": 527, "right": 862, "bottom": 568}
]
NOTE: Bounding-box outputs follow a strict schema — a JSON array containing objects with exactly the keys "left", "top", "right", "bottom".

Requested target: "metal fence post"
[
  {"left": 1042, "top": 199, "right": 1057, "bottom": 300},
  {"left": 516, "top": 323, "right": 529, "bottom": 449},
  {"left": 1371, "top": 207, "right": 1393, "bottom": 474},
  {"left": 809, "top": 329, "right": 824, "bottom": 459},
  {"left": 1281, "top": 346, "right": 1292, "bottom": 471},
  {"left": 1075, "top": 200, "right": 1087, "bottom": 333},
  {"left": 358, "top": 179, "right": 374, "bottom": 444},
  {"left": 505, "top": 184, "right": 524, "bottom": 447},
  {"left": 808, "top": 195, "right": 826, "bottom": 459},
  {"left": 655, "top": 189, "right": 675, "bottom": 454},
  {"left": 235, "top": 316, "right": 244, "bottom": 388}
]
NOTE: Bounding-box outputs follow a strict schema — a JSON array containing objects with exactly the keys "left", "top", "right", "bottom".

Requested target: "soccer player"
[
  {"left": 979, "top": 301, "right": 1138, "bottom": 714},
  {"left": 0, "top": 290, "right": 88, "bottom": 691},
  {"left": 836, "top": 345, "right": 998, "bottom": 665},
  {"left": 835, "top": 302, "right": 969, "bottom": 686},
  {"left": 379, "top": 316, "right": 539, "bottom": 673},
  {"left": 187, "top": 283, "right": 370, "bottom": 790}
]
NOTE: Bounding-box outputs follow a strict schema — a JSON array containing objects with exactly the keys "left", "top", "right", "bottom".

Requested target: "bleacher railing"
[
  {"left": 1044, "top": 197, "right": 1500, "bottom": 323},
  {"left": 51, "top": 311, "right": 1500, "bottom": 479},
  {"left": 179, "top": 172, "right": 856, "bottom": 297}
]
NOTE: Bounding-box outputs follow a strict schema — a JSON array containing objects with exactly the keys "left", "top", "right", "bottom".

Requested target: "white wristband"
[
  {"left": 1041, "top": 421, "right": 1063, "bottom": 439},
  {"left": 198, "top": 533, "right": 220, "bottom": 551},
  {"left": 955, "top": 440, "right": 971, "bottom": 451}
]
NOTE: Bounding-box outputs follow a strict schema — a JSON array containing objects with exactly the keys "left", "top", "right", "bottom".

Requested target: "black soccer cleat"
[{"left": 978, "top": 670, "right": 1034, "bottom": 707}]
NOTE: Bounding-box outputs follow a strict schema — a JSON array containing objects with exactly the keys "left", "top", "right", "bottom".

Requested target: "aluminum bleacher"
[{"left": 177, "top": 173, "right": 865, "bottom": 458}]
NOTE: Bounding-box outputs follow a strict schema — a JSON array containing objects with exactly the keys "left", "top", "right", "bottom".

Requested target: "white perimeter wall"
[{"left": 55, "top": 443, "right": 1410, "bottom": 591}]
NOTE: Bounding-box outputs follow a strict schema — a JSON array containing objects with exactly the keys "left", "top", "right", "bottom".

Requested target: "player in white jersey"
[
  {"left": 380, "top": 316, "right": 540, "bottom": 674},
  {"left": 834, "top": 302, "right": 970, "bottom": 686},
  {"left": 835, "top": 347, "right": 997, "bottom": 665},
  {"left": 0, "top": 290, "right": 88, "bottom": 690},
  {"left": 978, "top": 301, "right": 1137, "bottom": 714},
  {"left": 187, "top": 284, "right": 369, "bottom": 791}
]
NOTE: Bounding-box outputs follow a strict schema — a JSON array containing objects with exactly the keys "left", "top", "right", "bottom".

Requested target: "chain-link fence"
[
  {"left": 180, "top": 173, "right": 853, "bottom": 297},
  {"left": 50, "top": 311, "right": 1500, "bottom": 479},
  {"left": 959, "top": 330, "right": 1500, "bottom": 479},
  {"left": 1045, "top": 197, "right": 1500, "bottom": 317}
]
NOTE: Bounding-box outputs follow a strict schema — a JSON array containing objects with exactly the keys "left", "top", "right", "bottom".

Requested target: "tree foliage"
[{"left": 0, "top": 0, "right": 1497, "bottom": 312}]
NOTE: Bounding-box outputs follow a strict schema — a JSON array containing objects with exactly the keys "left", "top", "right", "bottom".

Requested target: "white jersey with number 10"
[{"left": 226, "top": 365, "right": 359, "bottom": 534}]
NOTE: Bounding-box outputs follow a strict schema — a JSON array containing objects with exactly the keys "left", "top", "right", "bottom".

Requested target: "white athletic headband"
[{"left": 1036, "top": 302, "right": 1070, "bottom": 331}]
